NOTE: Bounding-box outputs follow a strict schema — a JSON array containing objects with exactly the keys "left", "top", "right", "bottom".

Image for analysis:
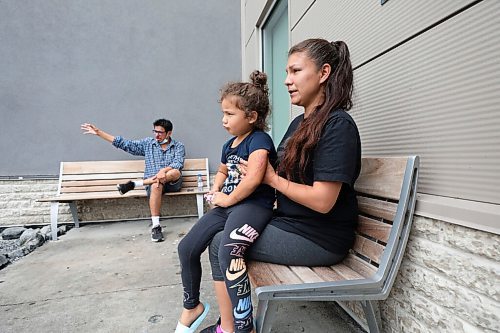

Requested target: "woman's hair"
[
  {"left": 280, "top": 39, "right": 353, "bottom": 181},
  {"left": 219, "top": 70, "right": 271, "bottom": 131}
]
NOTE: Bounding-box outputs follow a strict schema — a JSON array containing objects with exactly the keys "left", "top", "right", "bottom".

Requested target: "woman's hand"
[
  {"left": 237, "top": 159, "right": 248, "bottom": 177},
  {"left": 262, "top": 161, "right": 278, "bottom": 186},
  {"left": 239, "top": 157, "right": 277, "bottom": 186},
  {"left": 210, "top": 191, "right": 232, "bottom": 208}
]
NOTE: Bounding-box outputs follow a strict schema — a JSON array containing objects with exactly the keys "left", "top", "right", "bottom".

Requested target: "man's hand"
[
  {"left": 155, "top": 170, "right": 167, "bottom": 184},
  {"left": 81, "top": 123, "right": 99, "bottom": 135}
]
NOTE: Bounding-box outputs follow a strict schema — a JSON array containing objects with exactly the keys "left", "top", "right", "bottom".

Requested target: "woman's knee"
[{"left": 208, "top": 231, "right": 225, "bottom": 280}]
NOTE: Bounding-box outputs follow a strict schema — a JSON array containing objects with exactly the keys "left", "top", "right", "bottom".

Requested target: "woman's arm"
[
  {"left": 212, "top": 149, "right": 268, "bottom": 207},
  {"left": 264, "top": 162, "right": 342, "bottom": 213}
]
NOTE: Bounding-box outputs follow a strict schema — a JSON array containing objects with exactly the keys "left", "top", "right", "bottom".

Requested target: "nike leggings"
[{"left": 177, "top": 202, "right": 272, "bottom": 333}]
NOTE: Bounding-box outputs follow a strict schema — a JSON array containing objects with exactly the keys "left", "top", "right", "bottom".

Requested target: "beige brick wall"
[
  {"left": 0, "top": 179, "right": 202, "bottom": 227},
  {"left": 0, "top": 179, "right": 73, "bottom": 226},
  {"left": 342, "top": 216, "right": 499, "bottom": 333}
]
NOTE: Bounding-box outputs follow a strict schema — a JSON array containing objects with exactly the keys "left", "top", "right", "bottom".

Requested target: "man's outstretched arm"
[{"left": 81, "top": 123, "right": 115, "bottom": 143}]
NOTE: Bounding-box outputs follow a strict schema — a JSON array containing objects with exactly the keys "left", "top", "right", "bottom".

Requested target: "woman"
[{"left": 203, "top": 38, "right": 361, "bottom": 333}]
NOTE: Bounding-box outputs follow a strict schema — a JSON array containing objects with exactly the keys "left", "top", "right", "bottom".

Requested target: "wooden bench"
[
  {"left": 247, "top": 156, "right": 419, "bottom": 333},
  {"left": 38, "top": 158, "right": 210, "bottom": 241}
]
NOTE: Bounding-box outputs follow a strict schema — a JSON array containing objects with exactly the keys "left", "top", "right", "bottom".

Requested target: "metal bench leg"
[
  {"left": 255, "top": 299, "right": 278, "bottom": 333},
  {"left": 69, "top": 202, "right": 79, "bottom": 228},
  {"left": 196, "top": 194, "right": 204, "bottom": 219},
  {"left": 50, "top": 202, "right": 59, "bottom": 241},
  {"left": 361, "top": 300, "right": 382, "bottom": 333}
]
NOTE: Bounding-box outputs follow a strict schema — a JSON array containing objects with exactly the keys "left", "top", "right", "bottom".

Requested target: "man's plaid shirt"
[{"left": 112, "top": 136, "right": 185, "bottom": 179}]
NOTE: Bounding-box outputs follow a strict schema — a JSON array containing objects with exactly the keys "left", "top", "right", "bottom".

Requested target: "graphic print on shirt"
[
  {"left": 221, "top": 154, "right": 242, "bottom": 194},
  {"left": 226, "top": 258, "right": 246, "bottom": 281}
]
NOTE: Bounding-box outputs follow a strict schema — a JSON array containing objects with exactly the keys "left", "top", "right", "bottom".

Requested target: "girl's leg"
[
  {"left": 177, "top": 207, "right": 227, "bottom": 326},
  {"left": 214, "top": 280, "right": 234, "bottom": 332},
  {"left": 219, "top": 203, "right": 273, "bottom": 333}
]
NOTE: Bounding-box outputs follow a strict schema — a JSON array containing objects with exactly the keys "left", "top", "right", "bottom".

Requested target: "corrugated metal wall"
[
  {"left": 243, "top": 0, "right": 500, "bottom": 209},
  {"left": 290, "top": 0, "right": 474, "bottom": 67},
  {"left": 351, "top": 0, "right": 500, "bottom": 205}
]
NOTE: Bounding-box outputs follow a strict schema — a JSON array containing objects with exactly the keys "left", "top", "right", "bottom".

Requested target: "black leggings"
[{"left": 177, "top": 202, "right": 272, "bottom": 333}]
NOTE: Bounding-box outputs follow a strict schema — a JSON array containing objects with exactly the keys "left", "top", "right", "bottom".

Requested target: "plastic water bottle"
[{"left": 197, "top": 174, "right": 203, "bottom": 191}]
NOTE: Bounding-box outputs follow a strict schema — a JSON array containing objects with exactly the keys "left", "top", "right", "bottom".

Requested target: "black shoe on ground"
[
  {"left": 117, "top": 181, "right": 135, "bottom": 195},
  {"left": 151, "top": 225, "right": 164, "bottom": 242}
]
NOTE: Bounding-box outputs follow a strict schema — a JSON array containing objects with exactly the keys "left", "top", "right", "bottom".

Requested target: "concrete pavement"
[{"left": 0, "top": 218, "right": 364, "bottom": 333}]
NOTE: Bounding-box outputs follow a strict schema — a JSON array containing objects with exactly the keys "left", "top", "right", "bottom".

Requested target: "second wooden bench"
[{"left": 38, "top": 158, "right": 210, "bottom": 240}]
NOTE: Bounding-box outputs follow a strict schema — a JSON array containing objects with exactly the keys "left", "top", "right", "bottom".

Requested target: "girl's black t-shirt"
[
  {"left": 221, "top": 130, "right": 278, "bottom": 209},
  {"left": 270, "top": 109, "right": 361, "bottom": 254}
]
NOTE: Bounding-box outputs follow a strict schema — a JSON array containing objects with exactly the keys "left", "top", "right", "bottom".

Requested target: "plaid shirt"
[{"left": 112, "top": 136, "right": 185, "bottom": 179}]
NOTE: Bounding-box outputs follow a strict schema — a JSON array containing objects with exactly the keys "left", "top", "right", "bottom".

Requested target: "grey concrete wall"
[{"left": 0, "top": 0, "right": 241, "bottom": 176}]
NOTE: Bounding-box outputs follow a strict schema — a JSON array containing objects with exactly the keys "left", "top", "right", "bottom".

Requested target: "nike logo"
[
  {"left": 233, "top": 296, "right": 252, "bottom": 319},
  {"left": 229, "top": 224, "right": 259, "bottom": 243},
  {"left": 226, "top": 258, "right": 246, "bottom": 281}
]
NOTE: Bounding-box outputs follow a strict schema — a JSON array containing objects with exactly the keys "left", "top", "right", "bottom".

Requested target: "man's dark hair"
[{"left": 153, "top": 119, "right": 173, "bottom": 132}]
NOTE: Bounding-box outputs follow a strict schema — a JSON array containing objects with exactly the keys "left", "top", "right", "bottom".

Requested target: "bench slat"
[
  {"left": 355, "top": 157, "right": 407, "bottom": 200},
  {"left": 62, "top": 173, "right": 145, "bottom": 181},
  {"left": 311, "top": 266, "right": 346, "bottom": 282},
  {"left": 357, "top": 215, "right": 391, "bottom": 243},
  {"left": 63, "top": 160, "right": 144, "bottom": 174},
  {"left": 330, "top": 263, "right": 365, "bottom": 280},
  {"left": 60, "top": 185, "right": 144, "bottom": 194},
  {"left": 248, "top": 262, "right": 286, "bottom": 287},
  {"left": 352, "top": 235, "right": 385, "bottom": 264},
  {"left": 289, "top": 266, "right": 324, "bottom": 283},
  {"left": 183, "top": 159, "right": 208, "bottom": 169},
  {"left": 342, "top": 254, "right": 377, "bottom": 278},
  {"left": 61, "top": 179, "right": 141, "bottom": 187},
  {"left": 267, "top": 264, "right": 303, "bottom": 285},
  {"left": 357, "top": 196, "right": 397, "bottom": 221},
  {"left": 38, "top": 188, "right": 206, "bottom": 202}
]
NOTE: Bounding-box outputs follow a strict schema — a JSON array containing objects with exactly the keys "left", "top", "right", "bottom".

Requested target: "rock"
[
  {"left": 0, "top": 254, "right": 8, "bottom": 268},
  {"left": 2, "top": 227, "right": 27, "bottom": 240},
  {"left": 0, "top": 240, "right": 20, "bottom": 256},
  {"left": 6, "top": 247, "right": 29, "bottom": 261},
  {"left": 58, "top": 225, "right": 67, "bottom": 236},
  {"left": 40, "top": 225, "right": 52, "bottom": 240},
  {"left": 19, "top": 229, "right": 40, "bottom": 246}
]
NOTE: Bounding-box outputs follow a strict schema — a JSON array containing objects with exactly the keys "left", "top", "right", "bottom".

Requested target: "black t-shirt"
[
  {"left": 270, "top": 109, "right": 361, "bottom": 254},
  {"left": 221, "top": 130, "right": 277, "bottom": 209}
]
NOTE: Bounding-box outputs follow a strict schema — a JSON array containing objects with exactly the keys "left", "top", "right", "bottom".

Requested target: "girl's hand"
[
  {"left": 263, "top": 161, "right": 277, "bottom": 186},
  {"left": 210, "top": 191, "right": 231, "bottom": 207}
]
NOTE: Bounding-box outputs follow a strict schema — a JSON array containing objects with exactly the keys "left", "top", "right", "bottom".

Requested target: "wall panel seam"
[{"left": 353, "top": 0, "right": 484, "bottom": 71}]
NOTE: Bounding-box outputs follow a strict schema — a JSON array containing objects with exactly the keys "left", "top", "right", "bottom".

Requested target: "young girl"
[
  {"left": 204, "top": 39, "right": 361, "bottom": 333},
  {"left": 175, "top": 71, "right": 277, "bottom": 333}
]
